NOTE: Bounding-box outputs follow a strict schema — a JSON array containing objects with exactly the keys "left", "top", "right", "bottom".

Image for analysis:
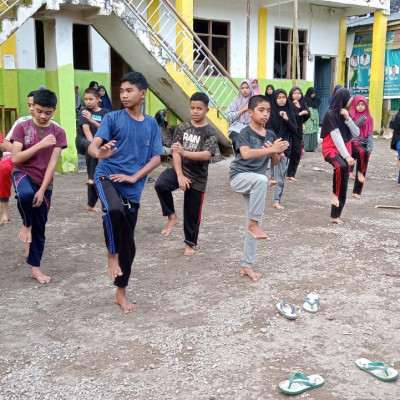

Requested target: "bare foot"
[
  {"left": 161, "top": 213, "right": 179, "bottom": 236},
  {"left": 331, "top": 193, "right": 339, "bottom": 207},
  {"left": 184, "top": 244, "right": 196, "bottom": 256},
  {"left": 357, "top": 171, "right": 365, "bottom": 183},
  {"left": 24, "top": 243, "right": 30, "bottom": 259},
  {"left": 330, "top": 218, "right": 344, "bottom": 225},
  {"left": 86, "top": 205, "right": 101, "bottom": 212},
  {"left": 352, "top": 193, "right": 361, "bottom": 199},
  {"left": 248, "top": 220, "right": 271, "bottom": 240},
  {"left": 349, "top": 172, "right": 356, "bottom": 180},
  {"left": 107, "top": 253, "right": 123, "bottom": 278},
  {"left": 85, "top": 179, "right": 94, "bottom": 185},
  {"left": 286, "top": 176, "right": 298, "bottom": 181},
  {"left": 115, "top": 287, "right": 137, "bottom": 314},
  {"left": 31, "top": 267, "right": 51, "bottom": 284},
  {"left": 269, "top": 179, "right": 277, "bottom": 187},
  {"left": 240, "top": 267, "right": 261, "bottom": 281},
  {"left": 0, "top": 212, "right": 10, "bottom": 226},
  {"left": 18, "top": 225, "right": 32, "bottom": 243},
  {"left": 272, "top": 202, "right": 285, "bottom": 210}
]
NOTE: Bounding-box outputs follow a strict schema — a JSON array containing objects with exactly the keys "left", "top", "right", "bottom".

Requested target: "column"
[
  {"left": 336, "top": 17, "right": 347, "bottom": 86},
  {"left": 257, "top": 7, "right": 267, "bottom": 79}
]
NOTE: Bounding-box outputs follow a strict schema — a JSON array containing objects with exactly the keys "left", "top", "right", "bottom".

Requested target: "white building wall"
[
  {"left": 16, "top": 18, "right": 36, "bottom": 69},
  {"left": 90, "top": 26, "right": 110, "bottom": 73}
]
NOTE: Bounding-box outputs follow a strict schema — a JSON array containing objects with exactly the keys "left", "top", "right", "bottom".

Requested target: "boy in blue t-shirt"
[{"left": 89, "top": 72, "right": 163, "bottom": 314}]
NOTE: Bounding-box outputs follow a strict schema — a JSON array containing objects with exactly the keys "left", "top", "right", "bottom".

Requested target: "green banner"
[{"left": 350, "top": 31, "right": 400, "bottom": 97}]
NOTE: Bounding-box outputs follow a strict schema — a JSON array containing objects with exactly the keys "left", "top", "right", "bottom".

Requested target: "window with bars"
[
  {"left": 193, "top": 18, "right": 230, "bottom": 75},
  {"left": 274, "top": 27, "right": 307, "bottom": 79}
]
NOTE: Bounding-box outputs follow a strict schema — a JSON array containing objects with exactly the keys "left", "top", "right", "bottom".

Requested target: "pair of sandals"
[
  {"left": 279, "top": 359, "right": 399, "bottom": 395},
  {"left": 276, "top": 293, "right": 320, "bottom": 320}
]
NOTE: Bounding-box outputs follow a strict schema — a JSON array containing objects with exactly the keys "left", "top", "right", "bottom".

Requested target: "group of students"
[
  {"left": 0, "top": 71, "right": 387, "bottom": 314},
  {"left": 75, "top": 80, "right": 113, "bottom": 115}
]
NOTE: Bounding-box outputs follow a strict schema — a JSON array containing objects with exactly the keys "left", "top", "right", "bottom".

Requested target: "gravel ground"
[{"left": 1, "top": 137, "right": 400, "bottom": 400}]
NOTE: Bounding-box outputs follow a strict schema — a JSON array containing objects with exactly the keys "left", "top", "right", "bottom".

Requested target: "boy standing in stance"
[
  {"left": 11, "top": 89, "right": 67, "bottom": 283},
  {"left": 154, "top": 92, "right": 218, "bottom": 256},
  {"left": 89, "top": 72, "right": 163, "bottom": 314},
  {"left": 230, "top": 95, "right": 288, "bottom": 281}
]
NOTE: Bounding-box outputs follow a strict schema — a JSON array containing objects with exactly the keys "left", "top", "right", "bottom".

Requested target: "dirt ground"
[{"left": 1, "top": 137, "right": 400, "bottom": 400}]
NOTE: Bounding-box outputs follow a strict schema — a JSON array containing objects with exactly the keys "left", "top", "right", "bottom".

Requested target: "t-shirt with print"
[
  {"left": 173, "top": 121, "right": 218, "bottom": 192},
  {"left": 94, "top": 110, "right": 163, "bottom": 203},
  {"left": 230, "top": 126, "right": 277, "bottom": 180},
  {"left": 10, "top": 119, "right": 67, "bottom": 187},
  {"left": 78, "top": 108, "right": 109, "bottom": 138}
]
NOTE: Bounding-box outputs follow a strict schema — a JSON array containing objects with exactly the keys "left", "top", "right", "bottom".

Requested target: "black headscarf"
[
  {"left": 328, "top": 84, "right": 342, "bottom": 106},
  {"left": 289, "top": 86, "right": 310, "bottom": 133},
  {"left": 305, "top": 87, "right": 321, "bottom": 109},
  {"left": 264, "top": 84, "right": 275, "bottom": 104},
  {"left": 267, "top": 89, "right": 297, "bottom": 138},
  {"left": 321, "top": 88, "right": 351, "bottom": 141}
]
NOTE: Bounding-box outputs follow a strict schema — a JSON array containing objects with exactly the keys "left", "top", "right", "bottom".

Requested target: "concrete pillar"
[
  {"left": 257, "top": 7, "right": 267, "bottom": 79},
  {"left": 370, "top": 10, "right": 388, "bottom": 133},
  {"left": 336, "top": 17, "right": 347, "bottom": 86},
  {"left": 44, "top": 17, "right": 77, "bottom": 172}
]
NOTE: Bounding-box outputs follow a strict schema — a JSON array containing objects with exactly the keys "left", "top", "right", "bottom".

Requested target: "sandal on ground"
[
  {"left": 355, "top": 358, "right": 399, "bottom": 382},
  {"left": 303, "top": 293, "right": 320, "bottom": 313},
  {"left": 276, "top": 301, "right": 298, "bottom": 320},
  {"left": 279, "top": 372, "right": 324, "bottom": 395}
]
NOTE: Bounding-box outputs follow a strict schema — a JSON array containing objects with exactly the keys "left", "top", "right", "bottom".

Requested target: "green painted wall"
[{"left": 17, "top": 69, "right": 46, "bottom": 117}]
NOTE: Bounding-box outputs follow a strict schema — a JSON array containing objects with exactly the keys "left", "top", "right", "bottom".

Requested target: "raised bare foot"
[
  {"left": 269, "top": 179, "right": 277, "bottom": 187},
  {"left": 272, "top": 202, "right": 285, "bottom": 210},
  {"left": 107, "top": 253, "right": 123, "bottom": 278},
  {"left": 86, "top": 205, "right": 101, "bottom": 212},
  {"left": 352, "top": 193, "right": 361, "bottom": 199},
  {"left": 18, "top": 225, "right": 32, "bottom": 243},
  {"left": 0, "top": 212, "right": 10, "bottom": 226},
  {"left": 161, "top": 214, "right": 179, "bottom": 236},
  {"left": 31, "top": 267, "right": 51, "bottom": 284},
  {"left": 248, "top": 221, "right": 271, "bottom": 240},
  {"left": 286, "top": 176, "right": 298, "bottom": 181},
  {"left": 85, "top": 179, "right": 94, "bottom": 185},
  {"left": 331, "top": 193, "right": 339, "bottom": 207},
  {"left": 184, "top": 244, "right": 196, "bottom": 256},
  {"left": 357, "top": 171, "right": 365, "bottom": 183},
  {"left": 240, "top": 267, "right": 261, "bottom": 281},
  {"left": 330, "top": 218, "right": 344, "bottom": 225},
  {"left": 24, "top": 243, "right": 30, "bottom": 259},
  {"left": 349, "top": 172, "right": 356, "bottom": 180},
  {"left": 115, "top": 287, "right": 137, "bottom": 314}
]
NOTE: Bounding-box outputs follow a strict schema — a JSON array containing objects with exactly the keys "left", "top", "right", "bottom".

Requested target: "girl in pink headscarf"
[
  {"left": 250, "top": 78, "right": 261, "bottom": 95},
  {"left": 348, "top": 95, "right": 374, "bottom": 198},
  {"left": 226, "top": 79, "right": 254, "bottom": 152}
]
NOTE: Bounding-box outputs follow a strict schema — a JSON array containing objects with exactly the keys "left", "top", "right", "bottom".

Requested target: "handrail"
[
  {"left": 0, "top": 0, "right": 20, "bottom": 17},
  {"left": 123, "top": 0, "right": 239, "bottom": 119}
]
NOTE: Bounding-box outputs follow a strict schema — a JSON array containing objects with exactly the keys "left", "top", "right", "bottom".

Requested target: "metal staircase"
[{"left": 1, "top": 0, "right": 240, "bottom": 148}]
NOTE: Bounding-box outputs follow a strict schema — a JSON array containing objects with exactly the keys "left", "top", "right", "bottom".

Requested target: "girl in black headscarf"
[
  {"left": 304, "top": 87, "right": 321, "bottom": 152},
  {"left": 287, "top": 86, "right": 310, "bottom": 180},
  {"left": 266, "top": 89, "right": 297, "bottom": 210},
  {"left": 264, "top": 84, "right": 275, "bottom": 104},
  {"left": 321, "top": 88, "right": 360, "bottom": 224}
]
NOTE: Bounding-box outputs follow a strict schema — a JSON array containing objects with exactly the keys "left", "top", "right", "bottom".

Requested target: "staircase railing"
[
  {"left": 123, "top": 0, "right": 239, "bottom": 119},
  {"left": 0, "top": 0, "right": 20, "bottom": 17}
]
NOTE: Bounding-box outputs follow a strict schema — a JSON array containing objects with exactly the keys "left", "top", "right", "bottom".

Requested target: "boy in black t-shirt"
[
  {"left": 155, "top": 92, "right": 218, "bottom": 256},
  {"left": 76, "top": 88, "right": 109, "bottom": 211},
  {"left": 230, "top": 95, "right": 288, "bottom": 281}
]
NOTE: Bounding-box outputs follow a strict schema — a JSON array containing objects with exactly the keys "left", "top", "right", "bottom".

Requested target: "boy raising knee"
[
  {"left": 230, "top": 95, "right": 288, "bottom": 281},
  {"left": 88, "top": 72, "right": 163, "bottom": 314},
  {"left": 10, "top": 89, "right": 67, "bottom": 283},
  {"left": 154, "top": 92, "right": 218, "bottom": 256}
]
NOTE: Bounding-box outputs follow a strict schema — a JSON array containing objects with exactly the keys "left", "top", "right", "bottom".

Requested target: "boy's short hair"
[
  {"left": 248, "top": 95, "right": 270, "bottom": 110},
  {"left": 33, "top": 89, "right": 57, "bottom": 108},
  {"left": 120, "top": 71, "right": 148, "bottom": 91},
  {"left": 28, "top": 90, "right": 38, "bottom": 98},
  {"left": 190, "top": 92, "right": 209, "bottom": 107},
  {"left": 84, "top": 88, "right": 100, "bottom": 97}
]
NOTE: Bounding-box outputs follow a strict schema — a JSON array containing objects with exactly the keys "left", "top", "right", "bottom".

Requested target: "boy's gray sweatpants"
[
  {"left": 272, "top": 157, "right": 289, "bottom": 204},
  {"left": 230, "top": 172, "right": 268, "bottom": 268}
]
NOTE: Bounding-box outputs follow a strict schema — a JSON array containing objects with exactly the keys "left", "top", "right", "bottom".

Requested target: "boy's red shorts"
[{"left": 0, "top": 155, "right": 13, "bottom": 200}]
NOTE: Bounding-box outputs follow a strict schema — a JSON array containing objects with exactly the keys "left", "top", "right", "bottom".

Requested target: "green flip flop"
[
  {"left": 278, "top": 372, "right": 325, "bottom": 395},
  {"left": 356, "top": 358, "right": 399, "bottom": 382}
]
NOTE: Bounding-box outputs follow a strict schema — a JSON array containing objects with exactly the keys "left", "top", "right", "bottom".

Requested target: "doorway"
[{"left": 314, "top": 56, "right": 333, "bottom": 121}]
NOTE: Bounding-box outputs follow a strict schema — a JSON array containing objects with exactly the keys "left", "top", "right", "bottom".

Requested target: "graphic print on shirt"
[
  {"left": 24, "top": 125, "right": 36, "bottom": 145},
  {"left": 183, "top": 131, "right": 201, "bottom": 151}
]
